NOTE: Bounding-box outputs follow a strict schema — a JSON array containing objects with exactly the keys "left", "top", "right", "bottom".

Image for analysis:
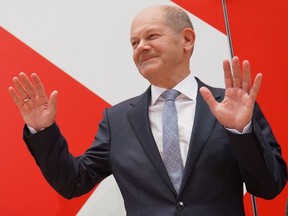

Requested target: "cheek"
[{"left": 132, "top": 52, "right": 139, "bottom": 65}]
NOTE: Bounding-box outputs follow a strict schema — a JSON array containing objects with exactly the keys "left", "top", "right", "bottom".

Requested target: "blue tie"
[{"left": 161, "top": 89, "right": 183, "bottom": 193}]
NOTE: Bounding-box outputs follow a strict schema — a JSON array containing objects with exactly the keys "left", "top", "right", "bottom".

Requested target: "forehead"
[{"left": 130, "top": 7, "right": 167, "bottom": 36}]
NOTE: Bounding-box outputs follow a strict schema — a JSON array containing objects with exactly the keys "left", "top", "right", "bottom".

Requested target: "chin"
[
  {"left": 139, "top": 67, "right": 158, "bottom": 80},
  {"left": 139, "top": 62, "right": 161, "bottom": 75}
]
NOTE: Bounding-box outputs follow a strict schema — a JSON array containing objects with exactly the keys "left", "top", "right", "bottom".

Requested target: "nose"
[{"left": 136, "top": 40, "right": 150, "bottom": 53}]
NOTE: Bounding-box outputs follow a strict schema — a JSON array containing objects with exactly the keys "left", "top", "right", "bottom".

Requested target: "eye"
[
  {"left": 149, "top": 34, "right": 160, "bottom": 40},
  {"left": 131, "top": 40, "right": 139, "bottom": 49}
]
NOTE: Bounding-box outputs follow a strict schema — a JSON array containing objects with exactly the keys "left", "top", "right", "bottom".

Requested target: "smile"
[{"left": 140, "top": 56, "right": 156, "bottom": 65}]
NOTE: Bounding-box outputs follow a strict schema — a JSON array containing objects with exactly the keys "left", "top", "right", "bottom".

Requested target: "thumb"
[
  {"left": 48, "top": 90, "right": 58, "bottom": 113},
  {"left": 199, "top": 87, "right": 217, "bottom": 110}
]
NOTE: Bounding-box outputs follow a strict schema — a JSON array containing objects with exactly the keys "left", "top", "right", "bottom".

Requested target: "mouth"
[{"left": 140, "top": 56, "right": 155, "bottom": 65}]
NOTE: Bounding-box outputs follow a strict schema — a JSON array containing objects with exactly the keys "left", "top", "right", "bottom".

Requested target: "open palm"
[
  {"left": 200, "top": 56, "right": 262, "bottom": 132},
  {"left": 9, "top": 73, "right": 58, "bottom": 132}
]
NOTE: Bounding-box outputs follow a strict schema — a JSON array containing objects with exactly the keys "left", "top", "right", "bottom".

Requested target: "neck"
[{"left": 153, "top": 70, "right": 191, "bottom": 89}]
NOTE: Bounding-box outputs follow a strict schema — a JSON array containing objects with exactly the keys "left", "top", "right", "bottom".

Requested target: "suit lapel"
[
  {"left": 180, "top": 79, "right": 222, "bottom": 192},
  {"left": 127, "top": 87, "right": 177, "bottom": 195}
]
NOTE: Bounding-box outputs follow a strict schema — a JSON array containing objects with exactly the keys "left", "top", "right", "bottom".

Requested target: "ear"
[{"left": 183, "top": 28, "right": 195, "bottom": 53}]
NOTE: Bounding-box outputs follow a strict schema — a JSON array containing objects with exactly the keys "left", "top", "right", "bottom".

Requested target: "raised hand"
[
  {"left": 8, "top": 72, "right": 58, "bottom": 132},
  {"left": 200, "top": 56, "right": 262, "bottom": 132}
]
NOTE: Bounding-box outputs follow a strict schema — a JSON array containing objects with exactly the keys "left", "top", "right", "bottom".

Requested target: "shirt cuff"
[
  {"left": 225, "top": 121, "right": 252, "bottom": 134},
  {"left": 27, "top": 125, "right": 37, "bottom": 135},
  {"left": 27, "top": 125, "right": 45, "bottom": 134}
]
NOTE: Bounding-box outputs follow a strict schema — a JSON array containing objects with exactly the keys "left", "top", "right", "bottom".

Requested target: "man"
[{"left": 8, "top": 5, "right": 287, "bottom": 216}]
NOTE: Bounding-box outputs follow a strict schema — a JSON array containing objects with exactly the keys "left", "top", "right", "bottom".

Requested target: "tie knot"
[{"left": 161, "top": 89, "right": 180, "bottom": 102}]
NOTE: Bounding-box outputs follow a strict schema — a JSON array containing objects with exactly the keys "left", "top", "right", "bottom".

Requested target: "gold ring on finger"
[{"left": 23, "top": 96, "right": 31, "bottom": 103}]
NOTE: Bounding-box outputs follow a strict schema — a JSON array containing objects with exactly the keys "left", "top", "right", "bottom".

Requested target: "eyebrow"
[{"left": 130, "top": 27, "right": 161, "bottom": 41}]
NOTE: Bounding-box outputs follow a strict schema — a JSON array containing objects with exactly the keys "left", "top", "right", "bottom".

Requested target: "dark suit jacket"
[{"left": 24, "top": 78, "right": 287, "bottom": 216}]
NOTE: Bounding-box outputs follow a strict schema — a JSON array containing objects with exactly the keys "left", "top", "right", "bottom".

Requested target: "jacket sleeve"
[
  {"left": 23, "top": 109, "right": 112, "bottom": 199},
  {"left": 228, "top": 102, "right": 287, "bottom": 199}
]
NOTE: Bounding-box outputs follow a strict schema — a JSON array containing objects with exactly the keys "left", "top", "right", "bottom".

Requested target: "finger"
[
  {"left": 231, "top": 56, "right": 242, "bottom": 88},
  {"left": 31, "top": 73, "right": 48, "bottom": 99},
  {"left": 18, "top": 72, "right": 36, "bottom": 98},
  {"left": 12, "top": 75, "right": 30, "bottom": 101},
  {"left": 223, "top": 59, "right": 233, "bottom": 88},
  {"left": 242, "top": 60, "right": 251, "bottom": 93},
  {"left": 250, "top": 73, "right": 262, "bottom": 101},
  {"left": 8, "top": 86, "right": 25, "bottom": 108},
  {"left": 199, "top": 87, "right": 217, "bottom": 111}
]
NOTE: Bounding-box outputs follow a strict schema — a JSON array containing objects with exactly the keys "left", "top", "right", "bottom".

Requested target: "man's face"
[{"left": 130, "top": 8, "right": 186, "bottom": 87}]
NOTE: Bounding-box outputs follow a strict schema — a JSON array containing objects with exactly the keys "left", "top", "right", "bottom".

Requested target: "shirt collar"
[{"left": 150, "top": 73, "right": 198, "bottom": 105}]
